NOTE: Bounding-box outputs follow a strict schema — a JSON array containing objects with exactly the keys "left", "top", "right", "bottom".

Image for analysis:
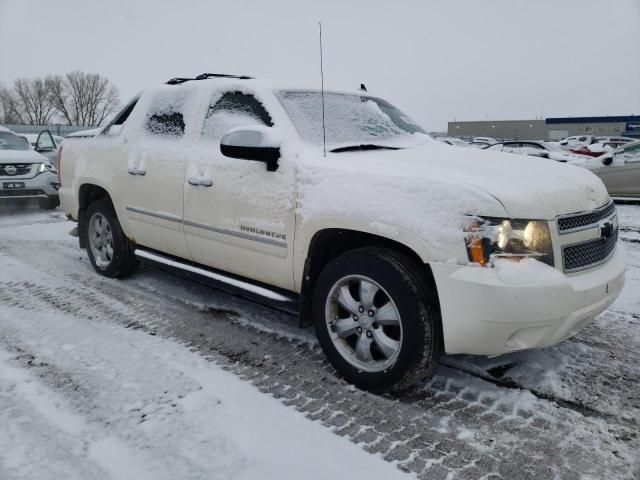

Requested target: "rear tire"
[
  {"left": 312, "top": 247, "right": 441, "bottom": 392},
  {"left": 82, "top": 198, "right": 138, "bottom": 278}
]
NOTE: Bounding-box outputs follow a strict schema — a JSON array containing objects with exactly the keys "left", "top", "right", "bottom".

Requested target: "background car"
[
  {"left": 0, "top": 126, "right": 60, "bottom": 209},
  {"left": 569, "top": 140, "right": 640, "bottom": 199},
  {"left": 559, "top": 135, "right": 635, "bottom": 150},
  {"left": 471, "top": 136, "right": 497, "bottom": 147},
  {"left": 15, "top": 130, "right": 60, "bottom": 162},
  {"left": 436, "top": 137, "right": 471, "bottom": 147},
  {"left": 483, "top": 140, "right": 580, "bottom": 162}
]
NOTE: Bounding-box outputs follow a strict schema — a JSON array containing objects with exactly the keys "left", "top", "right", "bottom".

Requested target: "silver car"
[
  {"left": 570, "top": 140, "right": 640, "bottom": 200},
  {"left": 0, "top": 127, "right": 60, "bottom": 209}
]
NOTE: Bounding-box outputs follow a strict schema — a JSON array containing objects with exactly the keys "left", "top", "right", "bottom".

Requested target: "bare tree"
[
  {"left": 12, "top": 77, "right": 57, "bottom": 125},
  {"left": 0, "top": 83, "right": 25, "bottom": 124},
  {"left": 49, "top": 71, "right": 120, "bottom": 126}
]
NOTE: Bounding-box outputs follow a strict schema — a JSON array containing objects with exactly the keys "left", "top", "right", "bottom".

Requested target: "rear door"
[
  {"left": 183, "top": 89, "right": 296, "bottom": 290},
  {"left": 120, "top": 90, "right": 191, "bottom": 259}
]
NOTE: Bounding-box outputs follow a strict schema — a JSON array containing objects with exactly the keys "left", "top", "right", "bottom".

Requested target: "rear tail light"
[{"left": 55, "top": 145, "right": 63, "bottom": 185}]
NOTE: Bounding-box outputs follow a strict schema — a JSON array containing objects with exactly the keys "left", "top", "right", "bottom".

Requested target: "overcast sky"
[{"left": 1, "top": 0, "right": 639, "bottom": 131}]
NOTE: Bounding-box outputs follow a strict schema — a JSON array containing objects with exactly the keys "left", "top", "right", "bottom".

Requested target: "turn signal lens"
[{"left": 467, "top": 237, "right": 487, "bottom": 265}]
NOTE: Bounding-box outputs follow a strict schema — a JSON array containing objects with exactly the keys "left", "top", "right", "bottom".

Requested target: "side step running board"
[{"left": 134, "top": 249, "right": 297, "bottom": 307}]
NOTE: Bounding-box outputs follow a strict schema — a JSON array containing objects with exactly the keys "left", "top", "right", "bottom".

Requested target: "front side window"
[
  {"left": 0, "top": 132, "right": 30, "bottom": 151},
  {"left": 277, "top": 90, "right": 426, "bottom": 147},
  {"left": 202, "top": 91, "right": 273, "bottom": 141}
]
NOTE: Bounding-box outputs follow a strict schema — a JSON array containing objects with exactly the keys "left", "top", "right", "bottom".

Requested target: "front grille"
[
  {"left": 557, "top": 201, "right": 616, "bottom": 233},
  {"left": 0, "top": 164, "right": 33, "bottom": 177},
  {"left": 562, "top": 229, "right": 618, "bottom": 272},
  {"left": 0, "top": 189, "right": 45, "bottom": 197}
]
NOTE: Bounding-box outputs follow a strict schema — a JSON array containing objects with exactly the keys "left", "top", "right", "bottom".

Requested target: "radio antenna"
[{"left": 319, "top": 21, "right": 327, "bottom": 157}]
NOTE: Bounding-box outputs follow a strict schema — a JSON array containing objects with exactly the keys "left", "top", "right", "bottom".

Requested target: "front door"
[{"left": 183, "top": 90, "right": 296, "bottom": 290}]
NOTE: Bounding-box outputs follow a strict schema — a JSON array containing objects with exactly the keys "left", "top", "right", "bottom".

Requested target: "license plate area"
[{"left": 3, "top": 182, "right": 25, "bottom": 189}]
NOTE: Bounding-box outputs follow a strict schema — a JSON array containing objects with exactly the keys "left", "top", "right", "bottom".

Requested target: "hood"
[
  {"left": 313, "top": 143, "right": 609, "bottom": 219},
  {"left": 0, "top": 149, "right": 48, "bottom": 164}
]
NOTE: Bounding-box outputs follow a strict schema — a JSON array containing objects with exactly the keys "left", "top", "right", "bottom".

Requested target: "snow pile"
[{"left": 0, "top": 255, "right": 412, "bottom": 480}]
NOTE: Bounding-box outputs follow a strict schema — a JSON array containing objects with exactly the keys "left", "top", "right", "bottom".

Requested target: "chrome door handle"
[
  {"left": 128, "top": 167, "right": 146, "bottom": 176},
  {"left": 188, "top": 178, "right": 213, "bottom": 187}
]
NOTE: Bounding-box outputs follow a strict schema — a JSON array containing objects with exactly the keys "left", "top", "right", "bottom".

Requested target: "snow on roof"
[{"left": 0, "top": 125, "right": 12, "bottom": 133}]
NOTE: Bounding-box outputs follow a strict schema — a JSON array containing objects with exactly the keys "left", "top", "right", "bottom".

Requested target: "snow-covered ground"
[{"left": 1, "top": 203, "right": 639, "bottom": 479}]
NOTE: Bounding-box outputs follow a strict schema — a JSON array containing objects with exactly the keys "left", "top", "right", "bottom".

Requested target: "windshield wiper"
[{"left": 330, "top": 144, "right": 401, "bottom": 153}]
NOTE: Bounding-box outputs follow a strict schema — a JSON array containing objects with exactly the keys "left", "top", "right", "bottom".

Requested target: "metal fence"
[{"left": 2, "top": 124, "right": 97, "bottom": 137}]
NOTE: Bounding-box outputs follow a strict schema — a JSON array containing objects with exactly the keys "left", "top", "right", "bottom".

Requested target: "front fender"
[{"left": 292, "top": 215, "right": 466, "bottom": 291}]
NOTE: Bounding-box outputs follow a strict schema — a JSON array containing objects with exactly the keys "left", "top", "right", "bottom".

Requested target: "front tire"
[
  {"left": 83, "top": 199, "right": 138, "bottom": 278},
  {"left": 312, "top": 248, "right": 441, "bottom": 392}
]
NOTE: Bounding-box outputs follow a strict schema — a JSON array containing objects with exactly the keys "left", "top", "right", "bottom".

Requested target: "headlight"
[
  {"left": 38, "top": 162, "right": 56, "bottom": 174},
  {"left": 465, "top": 217, "right": 554, "bottom": 267}
]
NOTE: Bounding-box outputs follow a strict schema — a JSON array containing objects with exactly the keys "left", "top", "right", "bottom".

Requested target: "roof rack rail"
[
  {"left": 165, "top": 77, "right": 194, "bottom": 85},
  {"left": 195, "top": 73, "right": 254, "bottom": 80},
  {"left": 165, "top": 73, "right": 254, "bottom": 85}
]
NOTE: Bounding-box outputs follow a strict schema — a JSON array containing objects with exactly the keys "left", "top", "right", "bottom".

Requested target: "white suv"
[{"left": 59, "top": 74, "right": 626, "bottom": 391}]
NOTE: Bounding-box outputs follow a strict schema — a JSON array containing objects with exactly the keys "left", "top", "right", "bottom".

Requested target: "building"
[{"left": 448, "top": 115, "right": 640, "bottom": 141}]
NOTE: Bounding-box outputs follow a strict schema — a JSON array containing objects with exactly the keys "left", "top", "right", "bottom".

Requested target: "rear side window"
[
  {"left": 146, "top": 111, "right": 185, "bottom": 137},
  {"left": 202, "top": 91, "right": 273, "bottom": 141},
  {"left": 145, "top": 91, "right": 187, "bottom": 138}
]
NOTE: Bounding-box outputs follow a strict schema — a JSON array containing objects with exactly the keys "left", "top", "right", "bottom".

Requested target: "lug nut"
[
  {"left": 368, "top": 310, "right": 374, "bottom": 317},
  {"left": 353, "top": 314, "right": 359, "bottom": 321},
  {"left": 366, "top": 331, "right": 373, "bottom": 338},
  {"left": 356, "top": 327, "right": 363, "bottom": 334},
  {"left": 358, "top": 306, "right": 365, "bottom": 313},
  {"left": 372, "top": 322, "right": 379, "bottom": 329}
]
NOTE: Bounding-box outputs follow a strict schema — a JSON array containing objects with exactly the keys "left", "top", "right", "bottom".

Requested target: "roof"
[{"left": 0, "top": 125, "right": 12, "bottom": 133}]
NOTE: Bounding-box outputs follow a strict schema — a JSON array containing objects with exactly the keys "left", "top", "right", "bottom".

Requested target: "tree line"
[{"left": 0, "top": 71, "right": 120, "bottom": 126}]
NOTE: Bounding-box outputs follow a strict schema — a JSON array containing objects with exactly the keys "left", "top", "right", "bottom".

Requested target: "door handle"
[
  {"left": 128, "top": 167, "right": 146, "bottom": 176},
  {"left": 188, "top": 178, "right": 213, "bottom": 187}
]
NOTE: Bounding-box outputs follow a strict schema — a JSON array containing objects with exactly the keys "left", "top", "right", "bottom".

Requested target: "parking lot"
[{"left": 0, "top": 202, "right": 638, "bottom": 479}]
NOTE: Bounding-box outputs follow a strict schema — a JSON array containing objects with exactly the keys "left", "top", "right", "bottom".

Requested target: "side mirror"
[
  {"left": 602, "top": 155, "right": 613, "bottom": 166},
  {"left": 220, "top": 125, "right": 281, "bottom": 172}
]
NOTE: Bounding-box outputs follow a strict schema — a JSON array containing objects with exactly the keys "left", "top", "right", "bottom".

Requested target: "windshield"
[
  {"left": 0, "top": 132, "right": 30, "bottom": 151},
  {"left": 277, "top": 90, "right": 426, "bottom": 147}
]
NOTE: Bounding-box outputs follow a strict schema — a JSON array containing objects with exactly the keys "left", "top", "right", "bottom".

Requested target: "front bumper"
[
  {"left": 430, "top": 244, "right": 627, "bottom": 355},
  {"left": 0, "top": 171, "right": 60, "bottom": 201}
]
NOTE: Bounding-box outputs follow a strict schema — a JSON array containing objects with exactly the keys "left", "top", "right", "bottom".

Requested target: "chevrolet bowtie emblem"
[{"left": 601, "top": 221, "right": 613, "bottom": 239}]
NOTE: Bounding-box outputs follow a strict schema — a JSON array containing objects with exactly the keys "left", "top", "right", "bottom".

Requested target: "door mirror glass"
[
  {"left": 602, "top": 155, "right": 613, "bottom": 166},
  {"left": 35, "top": 130, "right": 55, "bottom": 152},
  {"left": 220, "top": 125, "right": 281, "bottom": 172}
]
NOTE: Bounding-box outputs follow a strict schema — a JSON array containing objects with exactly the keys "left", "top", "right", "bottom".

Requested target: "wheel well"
[
  {"left": 78, "top": 184, "right": 112, "bottom": 248},
  {"left": 299, "top": 229, "right": 441, "bottom": 329}
]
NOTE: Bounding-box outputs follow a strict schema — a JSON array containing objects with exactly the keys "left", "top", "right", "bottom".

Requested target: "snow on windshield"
[
  {"left": 0, "top": 132, "right": 30, "bottom": 151},
  {"left": 277, "top": 91, "right": 425, "bottom": 147}
]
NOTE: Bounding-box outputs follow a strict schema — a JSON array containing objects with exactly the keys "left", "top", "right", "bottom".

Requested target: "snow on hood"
[
  {"left": 294, "top": 142, "right": 609, "bottom": 262},
  {"left": 0, "top": 149, "right": 48, "bottom": 164},
  {"left": 301, "top": 142, "right": 609, "bottom": 219}
]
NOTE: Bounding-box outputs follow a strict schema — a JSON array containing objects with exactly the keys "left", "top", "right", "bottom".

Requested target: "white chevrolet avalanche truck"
[{"left": 58, "top": 74, "right": 626, "bottom": 392}]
